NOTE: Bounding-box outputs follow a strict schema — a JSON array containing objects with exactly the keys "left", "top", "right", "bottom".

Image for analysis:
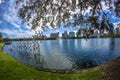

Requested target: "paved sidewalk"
[{"left": 102, "top": 56, "right": 120, "bottom": 80}]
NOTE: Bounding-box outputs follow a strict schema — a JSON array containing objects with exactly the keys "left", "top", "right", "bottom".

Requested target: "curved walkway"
[{"left": 103, "top": 56, "right": 120, "bottom": 80}]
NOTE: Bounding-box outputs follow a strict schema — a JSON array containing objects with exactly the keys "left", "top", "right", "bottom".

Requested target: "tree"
[
  {"left": 76, "top": 29, "right": 82, "bottom": 37},
  {"left": 0, "top": 33, "right": 3, "bottom": 42},
  {"left": 87, "top": 16, "right": 99, "bottom": 29},
  {"left": 16, "top": 0, "right": 120, "bottom": 30}
]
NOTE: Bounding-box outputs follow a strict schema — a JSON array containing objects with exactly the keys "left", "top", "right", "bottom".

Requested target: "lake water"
[{"left": 3, "top": 38, "right": 120, "bottom": 71}]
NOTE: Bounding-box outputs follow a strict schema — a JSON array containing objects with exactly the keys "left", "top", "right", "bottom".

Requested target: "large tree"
[{"left": 16, "top": 0, "right": 120, "bottom": 30}]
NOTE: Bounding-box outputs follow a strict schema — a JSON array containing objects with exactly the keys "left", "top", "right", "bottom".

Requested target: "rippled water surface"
[{"left": 3, "top": 38, "right": 120, "bottom": 70}]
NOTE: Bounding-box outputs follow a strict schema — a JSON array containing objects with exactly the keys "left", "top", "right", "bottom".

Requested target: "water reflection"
[
  {"left": 109, "top": 38, "right": 115, "bottom": 51},
  {"left": 3, "top": 38, "right": 120, "bottom": 70}
]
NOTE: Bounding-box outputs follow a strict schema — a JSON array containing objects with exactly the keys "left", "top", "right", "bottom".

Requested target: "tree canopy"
[{"left": 16, "top": 0, "right": 120, "bottom": 30}]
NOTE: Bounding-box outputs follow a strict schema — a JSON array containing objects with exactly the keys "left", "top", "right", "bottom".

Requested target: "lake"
[{"left": 3, "top": 38, "right": 120, "bottom": 71}]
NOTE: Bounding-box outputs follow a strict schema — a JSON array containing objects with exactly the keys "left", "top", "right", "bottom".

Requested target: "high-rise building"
[
  {"left": 69, "top": 32, "right": 75, "bottom": 38},
  {"left": 50, "top": 32, "right": 59, "bottom": 39},
  {"left": 62, "top": 31, "right": 68, "bottom": 39},
  {"left": 94, "top": 29, "right": 100, "bottom": 37},
  {"left": 40, "top": 35, "right": 47, "bottom": 39},
  {"left": 109, "top": 23, "right": 114, "bottom": 34},
  {"left": 115, "top": 27, "right": 120, "bottom": 34}
]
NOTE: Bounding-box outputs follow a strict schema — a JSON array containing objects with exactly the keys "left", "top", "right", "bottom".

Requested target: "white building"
[
  {"left": 104, "top": 29, "right": 109, "bottom": 34},
  {"left": 94, "top": 29, "right": 100, "bottom": 37}
]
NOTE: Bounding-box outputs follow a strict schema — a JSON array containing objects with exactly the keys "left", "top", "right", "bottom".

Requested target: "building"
[
  {"left": 69, "top": 32, "right": 75, "bottom": 38},
  {"left": 50, "top": 32, "right": 59, "bottom": 39},
  {"left": 115, "top": 27, "right": 120, "bottom": 34},
  {"left": 94, "top": 29, "right": 100, "bottom": 37},
  {"left": 62, "top": 31, "right": 68, "bottom": 39},
  {"left": 109, "top": 23, "right": 114, "bottom": 34},
  {"left": 77, "top": 30, "right": 84, "bottom": 37},
  {"left": 104, "top": 29, "right": 109, "bottom": 34},
  {"left": 100, "top": 29, "right": 104, "bottom": 35},
  {"left": 40, "top": 35, "right": 47, "bottom": 40}
]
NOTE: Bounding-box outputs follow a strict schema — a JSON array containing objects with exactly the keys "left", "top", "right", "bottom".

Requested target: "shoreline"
[
  {"left": 1, "top": 43, "right": 101, "bottom": 74},
  {"left": 0, "top": 43, "right": 103, "bottom": 80},
  {"left": 2, "top": 48, "right": 100, "bottom": 74},
  {"left": 0, "top": 42, "right": 113, "bottom": 74},
  {"left": 3, "top": 37, "right": 120, "bottom": 42}
]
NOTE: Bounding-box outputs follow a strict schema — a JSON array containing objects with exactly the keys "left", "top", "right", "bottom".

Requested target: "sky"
[{"left": 0, "top": 0, "right": 120, "bottom": 38}]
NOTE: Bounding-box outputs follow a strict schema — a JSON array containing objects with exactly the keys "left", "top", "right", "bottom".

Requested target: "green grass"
[
  {"left": 0, "top": 43, "right": 4, "bottom": 48},
  {"left": 0, "top": 43, "right": 103, "bottom": 80}
]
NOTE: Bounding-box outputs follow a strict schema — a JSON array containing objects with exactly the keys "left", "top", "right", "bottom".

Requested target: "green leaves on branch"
[{"left": 16, "top": 0, "right": 120, "bottom": 30}]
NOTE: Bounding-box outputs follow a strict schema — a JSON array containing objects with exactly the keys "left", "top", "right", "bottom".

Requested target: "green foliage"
[
  {"left": 16, "top": 0, "right": 120, "bottom": 30},
  {"left": 88, "top": 16, "right": 99, "bottom": 29},
  {"left": 89, "top": 29, "right": 94, "bottom": 34},
  {"left": 115, "top": 0, "right": 120, "bottom": 17},
  {"left": 100, "top": 34, "right": 120, "bottom": 38},
  {"left": 76, "top": 29, "right": 83, "bottom": 37},
  {"left": 3, "top": 38, "right": 11, "bottom": 42},
  {"left": 0, "top": 43, "right": 4, "bottom": 48}
]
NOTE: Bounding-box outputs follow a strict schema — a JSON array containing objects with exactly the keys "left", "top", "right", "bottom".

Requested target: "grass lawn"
[
  {"left": 0, "top": 43, "right": 103, "bottom": 80},
  {"left": 0, "top": 43, "right": 4, "bottom": 48}
]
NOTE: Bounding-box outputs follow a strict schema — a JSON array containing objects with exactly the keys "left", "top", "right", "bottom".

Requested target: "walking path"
[{"left": 103, "top": 56, "right": 120, "bottom": 80}]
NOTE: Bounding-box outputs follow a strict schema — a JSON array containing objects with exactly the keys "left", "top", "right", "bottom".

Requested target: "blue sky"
[{"left": 0, "top": 0, "right": 120, "bottom": 38}]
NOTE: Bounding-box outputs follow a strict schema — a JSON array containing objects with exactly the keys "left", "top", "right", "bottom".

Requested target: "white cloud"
[
  {"left": 0, "top": 28, "right": 35, "bottom": 38},
  {"left": 4, "top": 12, "right": 21, "bottom": 28},
  {"left": 101, "top": 2, "right": 109, "bottom": 11},
  {"left": 11, "top": 22, "right": 21, "bottom": 28},
  {"left": 0, "top": 0, "right": 4, "bottom": 4},
  {"left": 17, "top": 29, "right": 35, "bottom": 38},
  {"left": 25, "top": 24, "right": 31, "bottom": 29},
  {"left": 114, "top": 22, "right": 120, "bottom": 28},
  {"left": 2, "top": 0, "right": 34, "bottom": 30},
  {"left": 3, "top": 0, "right": 22, "bottom": 29},
  {"left": 1, "top": 0, "right": 37, "bottom": 38},
  {"left": 0, "top": 29, "right": 15, "bottom": 36}
]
